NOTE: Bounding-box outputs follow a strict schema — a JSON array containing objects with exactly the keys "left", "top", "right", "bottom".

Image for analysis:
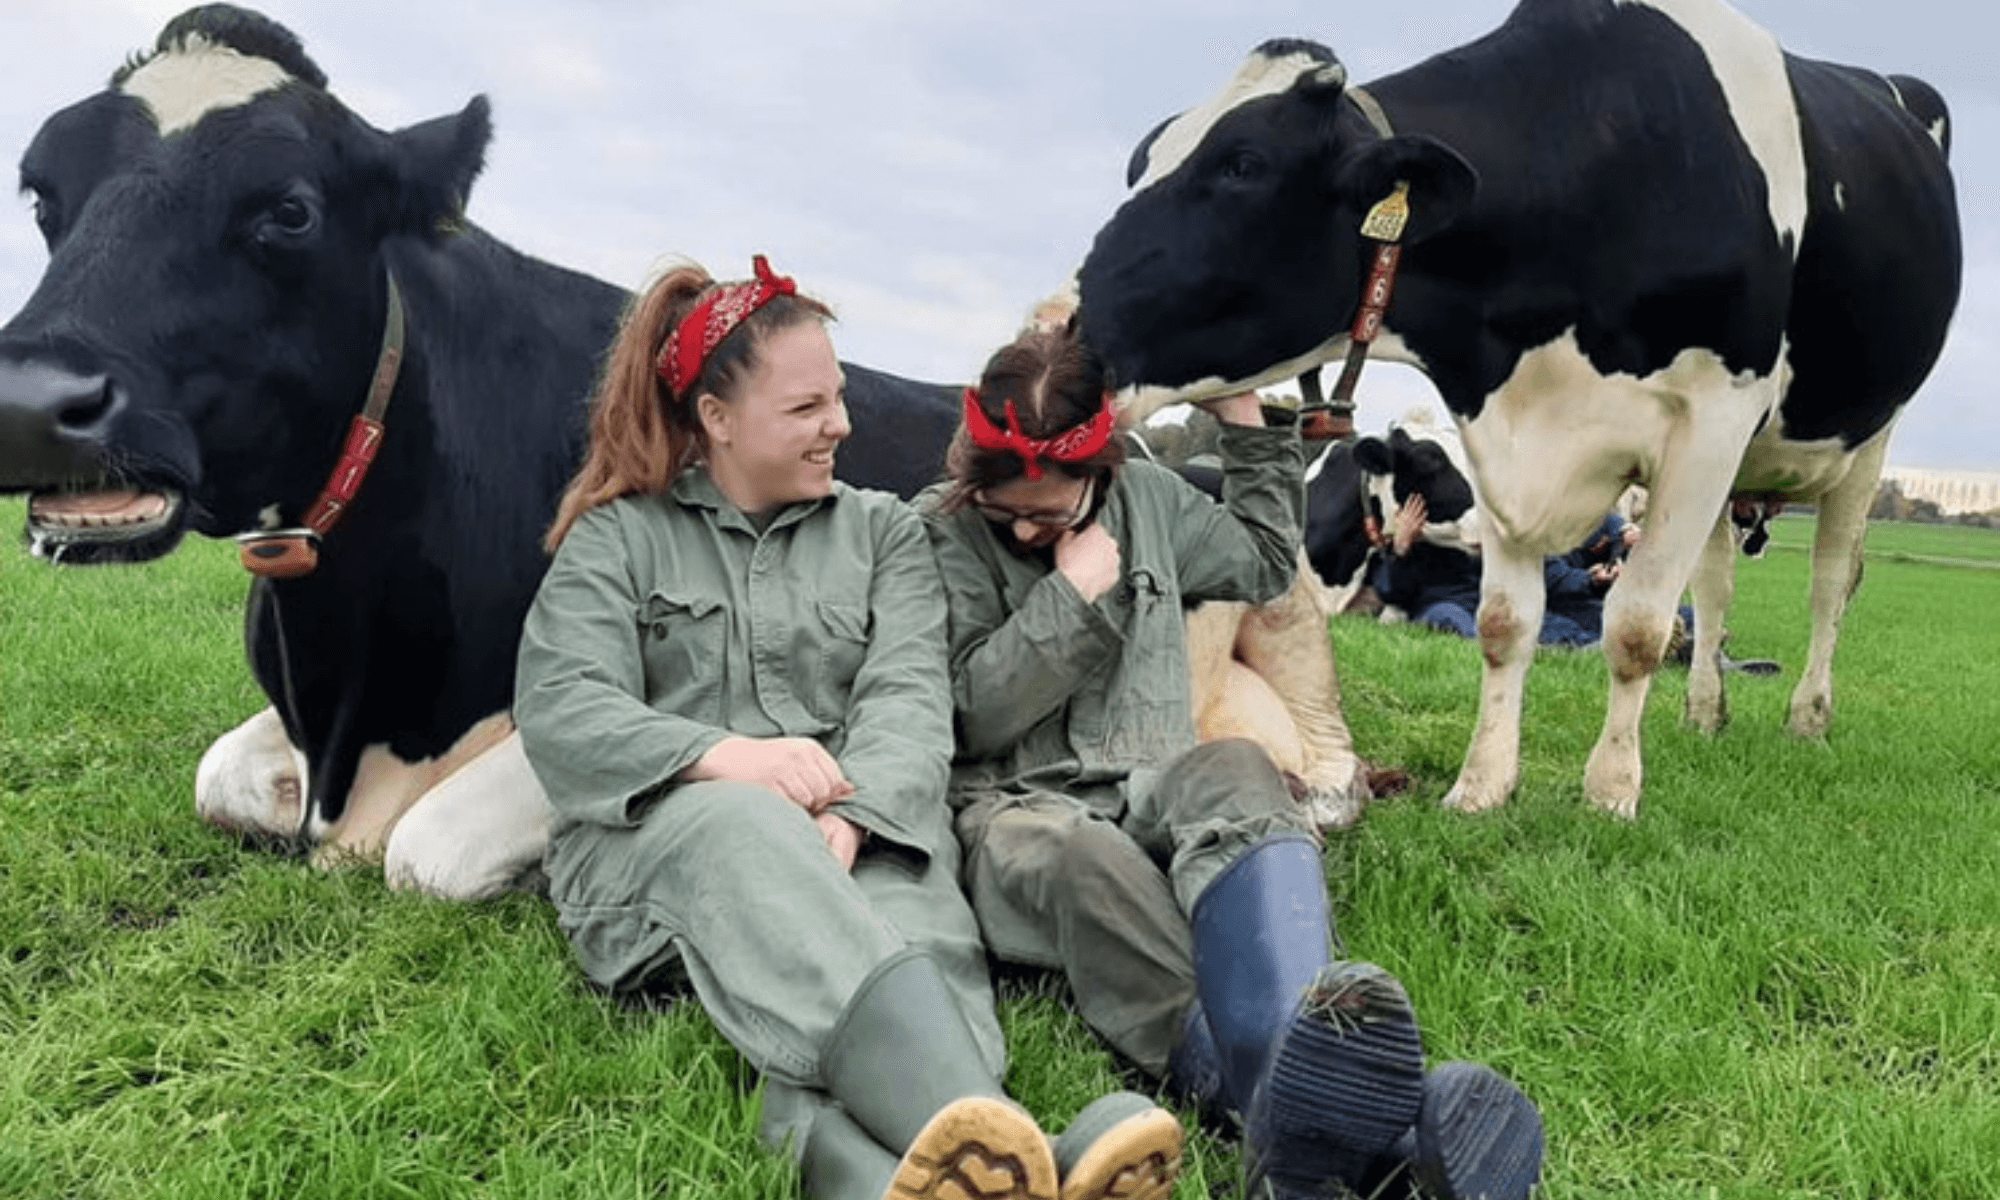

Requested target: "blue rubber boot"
[
  {"left": 1191, "top": 835, "right": 1426, "bottom": 1197},
  {"left": 1352, "top": 1063, "right": 1546, "bottom": 1200},
  {"left": 1411, "top": 1062, "right": 1544, "bottom": 1200}
]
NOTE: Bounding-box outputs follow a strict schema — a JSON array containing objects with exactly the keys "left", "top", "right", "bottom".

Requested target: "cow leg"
[
  {"left": 385, "top": 728, "right": 553, "bottom": 900},
  {"left": 1683, "top": 513, "right": 1738, "bottom": 734},
  {"left": 1789, "top": 434, "right": 1888, "bottom": 738},
  {"left": 195, "top": 705, "right": 308, "bottom": 840},
  {"left": 1186, "top": 600, "right": 1246, "bottom": 732},
  {"left": 1584, "top": 439, "right": 1754, "bottom": 817},
  {"left": 1233, "top": 553, "right": 1367, "bottom": 828},
  {"left": 1444, "top": 540, "right": 1545, "bottom": 813}
]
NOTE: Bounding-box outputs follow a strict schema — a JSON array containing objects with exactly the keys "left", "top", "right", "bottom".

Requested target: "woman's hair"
[
  {"left": 940, "top": 327, "right": 1125, "bottom": 513},
  {"left": 545, "top": 261, "right": 834, "bottom": 550}
]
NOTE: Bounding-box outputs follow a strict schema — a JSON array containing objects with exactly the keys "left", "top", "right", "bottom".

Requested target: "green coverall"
[
  {"left": 920, "top": 421, "right": 1318, "bottom": 1077},
  {"left": 514, "top": 468, "right": 1003, "bottom": 1164}
]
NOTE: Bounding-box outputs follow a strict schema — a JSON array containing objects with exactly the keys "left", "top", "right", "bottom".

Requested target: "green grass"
[{"left": 4, "top": 497, "right": 1997, "bottom": 1199}]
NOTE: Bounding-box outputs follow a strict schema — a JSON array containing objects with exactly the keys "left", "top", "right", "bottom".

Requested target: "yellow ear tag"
[{"left": 1359, "top": 180, "right": 1412, "bottom": 242}]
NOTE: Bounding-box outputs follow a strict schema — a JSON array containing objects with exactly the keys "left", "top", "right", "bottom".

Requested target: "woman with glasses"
[
  {"left": 512, "top": 259, "right": 1182, "bottom": 1200},
  {"left": 919, "top": 326, "right": 1544, "bottom": 1200}
]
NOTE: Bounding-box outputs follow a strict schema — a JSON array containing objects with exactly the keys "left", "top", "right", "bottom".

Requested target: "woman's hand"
[
  {"left": 684, "top": 735, "right": 853, "bottom": 812},
  {"left": 1391, "top": 494, "right": 1428, "bottom": 557},
  {"left": 815, "top": 810, "right": 864, "bottom": 871},
  {"left": 1055, "top": 523, "right": 1122, "bottom": 603}
]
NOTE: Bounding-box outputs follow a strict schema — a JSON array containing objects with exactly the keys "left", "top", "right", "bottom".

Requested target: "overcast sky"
[{"left": 1, "top": 0, "right": 1991, "bottom": 471}]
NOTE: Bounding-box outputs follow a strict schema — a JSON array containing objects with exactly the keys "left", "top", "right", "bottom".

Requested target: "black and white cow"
[
  {"left": 0, "top": 6, "right": 957, "bottom": 895},
  {"left": 1077, "top": 0, "right": 1960, "bottom": 817},
  {"left": 1302, "top": 411, "right": 1484, "bottom": 612}
]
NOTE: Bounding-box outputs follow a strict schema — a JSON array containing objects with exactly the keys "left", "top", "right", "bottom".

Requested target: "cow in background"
[
  {"left": 1077, "top": 0, "right": 1960, "bottom": 817},
  {"left": 0, "top": 6, "right": 958, "bottom": 896}
]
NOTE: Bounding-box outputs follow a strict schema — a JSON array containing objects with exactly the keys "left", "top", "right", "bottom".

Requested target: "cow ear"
[
  {"left": 1336, "top": 134, "right": 1477, "bottom": 244},
  {"left": 385, "top": 96, "right": 492, "bottom": 238},
  {"left": 1353, "top": 435, "right": 1392, "bottom": 475}
]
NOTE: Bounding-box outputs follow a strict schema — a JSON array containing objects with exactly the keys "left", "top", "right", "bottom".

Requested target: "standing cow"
[
  {"left": 1077, "top": 0, "right": 1960, "bottom": 816},
  {"left": 0, "top": 6, "right": 958, "bottom": 896}
]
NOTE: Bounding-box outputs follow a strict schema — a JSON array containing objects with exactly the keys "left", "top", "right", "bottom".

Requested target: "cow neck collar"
[
  {"left": 1298, "top": 85, "right": 1406, "bottom": 443},
  {"left": 235, "top": 272, "right": 407, "bottom": 579}
]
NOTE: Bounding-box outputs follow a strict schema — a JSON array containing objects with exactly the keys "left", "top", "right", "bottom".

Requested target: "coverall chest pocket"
[
  {"left": 811, "top": 598, "right": 871, "bottom": 722},
  {"left": 640, "top": 588, "right": 728, "bottom": 724}
]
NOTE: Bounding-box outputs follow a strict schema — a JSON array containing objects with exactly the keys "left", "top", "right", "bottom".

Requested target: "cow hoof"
[
  {"left": 1441, "top": 778, "right": 1510, "bottom": 814},
  {"left": 1582, "top": 759, "right": 1641, "bottom": 820},
  {"left": 1787, "top": 693, "right": 1832, "bottom": 739},
  {"left": 1684, "top": 691, "right": 1729, "bottom": 735},
  {"left": 195, "top": 707, "right": 308, "bottom": 841},
  {"left": 1302, "top": 776, "right": 1368, "bottom": 832}
]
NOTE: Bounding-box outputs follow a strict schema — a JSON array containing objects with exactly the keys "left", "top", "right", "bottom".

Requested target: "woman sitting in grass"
[
  {"left": 513, "top": 257, "right": 1181, "bottom": 1200},
  {"left": 920, "top": 325, "right": 1546, "bottom": 1200}
]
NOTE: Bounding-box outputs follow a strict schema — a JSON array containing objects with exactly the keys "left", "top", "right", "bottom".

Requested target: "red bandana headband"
[
  {"left": 658, "top": 254, "right": 797, "bottom": 396},
  {"left": 961, "top": 387, "right": 1116, "bottom": 481}
]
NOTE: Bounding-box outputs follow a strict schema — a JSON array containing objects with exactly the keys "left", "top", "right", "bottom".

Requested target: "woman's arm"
[
  {"left": 1168, "top": 399, "right": 1306, "bottom": 605},
  {"left": 828, "top": 504, "right": 960, "bottom": 858},
  {"left": 928, "top": 513, "right": 1126, "bottom": 759},
  {"left": 513, "top": 508, "right": 730, "bottom": 828}
]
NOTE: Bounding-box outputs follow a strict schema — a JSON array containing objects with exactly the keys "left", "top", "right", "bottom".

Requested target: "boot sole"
[
  {"left": 1413, "top": 1061, "right": 1544, "bottom": 1200},
  {"left": 1057, "top": 1106, "right": 1184, "bottom": 1200},
  {"left": 890, "top": 1096, "right": 1060, "bottom": 1200},
  {"left": 1253, "top": 962, "right": 1426, "bottom": 1189}
]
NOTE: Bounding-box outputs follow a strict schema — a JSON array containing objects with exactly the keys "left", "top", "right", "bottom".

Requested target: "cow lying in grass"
[{"left": 0, "top": 5, "right": 1370, "bottom": 898}]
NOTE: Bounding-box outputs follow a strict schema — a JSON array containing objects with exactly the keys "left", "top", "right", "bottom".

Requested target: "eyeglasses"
[{"left": 974, "top": 475, "right": 1097, "bottom": 530}]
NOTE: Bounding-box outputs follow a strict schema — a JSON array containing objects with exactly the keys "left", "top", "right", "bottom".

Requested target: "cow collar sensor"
[
  {"left": 1298, "top": 85, "right": 1408, "bottom": 443},
  {"left": 235, "top": 274, "right": 406, "bottom": 578}
]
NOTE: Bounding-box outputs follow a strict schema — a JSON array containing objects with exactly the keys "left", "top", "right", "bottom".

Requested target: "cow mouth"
[{"left": 25, "top": 485, "right": 188, "bottom": 563}]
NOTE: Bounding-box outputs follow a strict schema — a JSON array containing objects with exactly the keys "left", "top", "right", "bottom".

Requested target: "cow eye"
[
  {"left": 270, "top": 195, "right": 315, "bottom": 234},
  {"left": 1220, "top": 149, "right": 1264, "bottom": 182}
]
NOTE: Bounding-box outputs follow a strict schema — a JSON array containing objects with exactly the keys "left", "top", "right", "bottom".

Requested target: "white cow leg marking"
[
  {"left": 1683, "top": 513, "right": 1738, "bottom": 734},
  {"left": 195, "top": 706, "right": 308, "bottom": 838},
  {"left": 1788, "top": 435, "right": 1888, "bottom": 738},
  {"left": 384, "top": 729, "right": 552, "bottom": 901},
  {"left": 1445, "top": 540, "right": 1545, "bottom": 813}
]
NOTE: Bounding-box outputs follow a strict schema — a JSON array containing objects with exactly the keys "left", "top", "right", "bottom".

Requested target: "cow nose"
[{"left": 0, "top": 358, "right": 122, "bottom": 487}]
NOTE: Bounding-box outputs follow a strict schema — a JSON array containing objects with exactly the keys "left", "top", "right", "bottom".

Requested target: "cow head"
[
  {"left": 1077, "top": 39, "right": 1476, "bottom": 421},
  {"left": 0, "top": 5, "right": 490, "bottom": 563},
  {"left": 1352, "top": 415, "right": 1481, "bottom": 555}
]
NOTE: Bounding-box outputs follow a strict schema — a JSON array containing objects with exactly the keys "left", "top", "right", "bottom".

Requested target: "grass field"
[{"left": 3, "top": 499, "right": 1997, "bottom": 1199}]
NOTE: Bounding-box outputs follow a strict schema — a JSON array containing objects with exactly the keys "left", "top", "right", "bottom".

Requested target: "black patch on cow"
[{"left": 1774, "top": 57, "right": 1958, "bottom": 447}]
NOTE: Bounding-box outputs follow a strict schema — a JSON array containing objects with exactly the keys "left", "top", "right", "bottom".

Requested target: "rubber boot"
[
  {"left": 1351, "top": 1063, "right": 1545, "bottom": 1200},
  {"left": 1191, "top": 835, "right": 1426, "bottom": 1197},
  {"left": 799, "top": 1103, "right": 902, "bottom": 1200},
  {"left": 1162, "top": 1000, "right": 1229, "bottom": 1126},
  {"left": 1050, "top": 1092, "right": 1184, "bottom": 1200},
  {"left": 821, "top": 949, "right": 1058, "bottom": 1200},
  {"left": 1411, "top": 1062, "right": 1544, "bottom": 1200}
]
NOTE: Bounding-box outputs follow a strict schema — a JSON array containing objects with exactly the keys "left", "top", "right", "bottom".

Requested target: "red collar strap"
[
  {"left": 237, "top": 273, "right": 406, "bottom": 579},
  {"left": 962, "top": 387, "right": 1115, "bottom": 481},
  {"left": 658, "top": 254, "right": 796, "bottom": 396}
]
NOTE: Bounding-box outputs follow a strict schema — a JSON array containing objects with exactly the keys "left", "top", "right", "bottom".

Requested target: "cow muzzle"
[{"left": 0, "top": 359, "right": 123, "bottom": 489}]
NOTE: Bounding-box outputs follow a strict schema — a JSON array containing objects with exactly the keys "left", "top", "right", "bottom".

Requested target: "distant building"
[{"left": 1879, "top": 468, "right": 2000, "bottom": 516}]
